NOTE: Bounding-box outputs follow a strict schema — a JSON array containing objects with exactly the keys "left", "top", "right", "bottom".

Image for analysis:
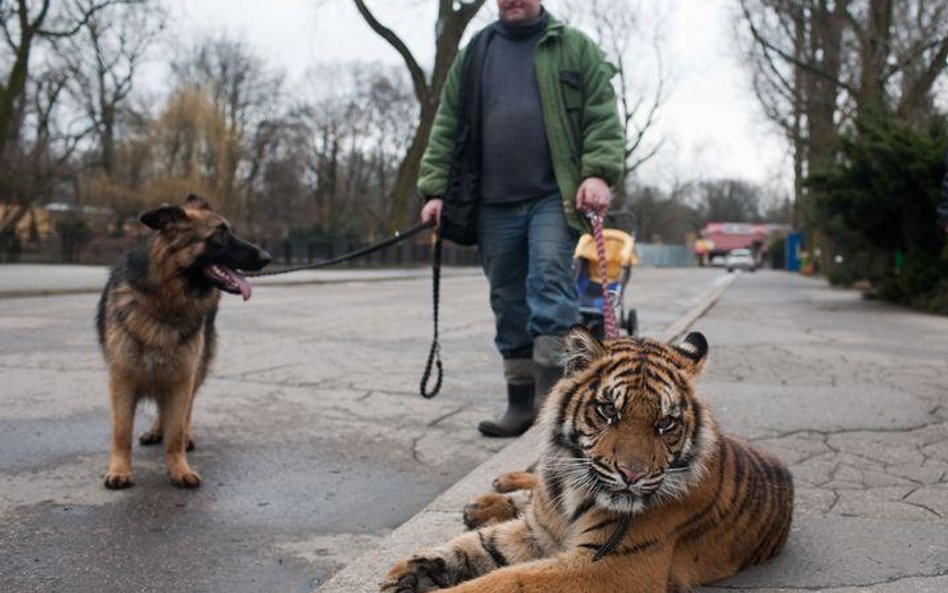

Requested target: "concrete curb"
[
  {"left": 315, "top": 272, "right": 738, "bottom": 593},
  {"left": 662, "top": 272, "right": 738, "bottom": 342}
]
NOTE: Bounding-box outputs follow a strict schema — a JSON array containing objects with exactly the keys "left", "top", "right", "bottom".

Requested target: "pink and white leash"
[{"left": 586, "top": 209, "right": 620, "bottom": 339}]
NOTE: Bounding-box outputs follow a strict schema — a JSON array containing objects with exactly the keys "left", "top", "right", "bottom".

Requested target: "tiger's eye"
[
  {"left": 597, "top": 402, "right": 618, "bottom": 423},
  {"left": 655, "top": 415, "right": 678, "bottom": 434}
]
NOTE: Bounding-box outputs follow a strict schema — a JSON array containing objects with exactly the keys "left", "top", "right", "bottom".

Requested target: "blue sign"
[{"left": 785, "top": 232, "right": 803, "bottom": 272}]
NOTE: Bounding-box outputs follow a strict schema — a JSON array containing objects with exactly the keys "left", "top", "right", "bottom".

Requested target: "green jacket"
[{"left": 418, "top": 14, "right": 625, "bottom": 242}]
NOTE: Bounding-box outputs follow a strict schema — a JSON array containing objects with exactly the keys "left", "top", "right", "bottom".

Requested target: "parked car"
[{"left": 725, "top": 248, "right": 757, "bottom": 272}]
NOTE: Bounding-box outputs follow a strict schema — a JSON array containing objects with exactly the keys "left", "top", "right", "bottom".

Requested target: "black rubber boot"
[
  {"left": 533, "top": 335, "right": 565, "bottom": 414},
  {"left": 478, "top": 383, "right": 536, "bottom": 438},
  {"left": 533, "top": 362, "right": 564, "bottom": 414}
]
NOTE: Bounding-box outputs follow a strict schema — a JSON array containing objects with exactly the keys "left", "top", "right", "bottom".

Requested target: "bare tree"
[
  {"left": 0, "top": 0, "right": 145, "bottom": 240},
  {"left": 297, "top": 62, "right": 417, "bottom": 238},
  {"left": 737, "top": 0, "right": 948, "bottom": 210},
  {"left": 891, "top": 1, "right": 948, "bottom": 122},
  {"left": 171, "top": 33, "right": 285, "bottom": 220},
  {"left": 359, "top": 66, "right": 420, "bottom": 232},
  {"left": 697, "top": 178, "right": 764, "bottom": 223},
  {"left": 60, "top": 0, "right": 166, "bottom": 176},
  {"left": 0, "top": 0, "right": 144, "bottom": 150},
  {"left": 561, "top": 0, "right": 669, "bottom": 197},
  {"left": 623, "top": 181, "right": 700, "bottom": 244},
  {"left": 351, "top": 0, "right": 487, "bottom": 231}
]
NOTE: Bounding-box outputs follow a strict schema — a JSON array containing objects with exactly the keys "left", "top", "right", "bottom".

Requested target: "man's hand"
[
  {"left": 421, "top": 198, "right": 443, "bottom": 227},
  {"left": 575, "top": 177, "right": 612, "bottom": 213}
]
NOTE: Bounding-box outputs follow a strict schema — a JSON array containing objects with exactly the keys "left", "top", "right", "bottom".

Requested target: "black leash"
[
  {"left": 593, "top": 513, "right": 633, "bottom": 561},
  {"left": 245, "top": 219, "right": 444, "bottom": 399},
  {"left": 246, "top": 221, "right": 435, "bottom": 278},
  {"left": 419, "top": 229, "right": 443, "bottom": 398}
]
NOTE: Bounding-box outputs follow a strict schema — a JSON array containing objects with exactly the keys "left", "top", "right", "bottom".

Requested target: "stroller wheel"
[{"left": 624, "top": 309, "right": 638, "bottom": 336}]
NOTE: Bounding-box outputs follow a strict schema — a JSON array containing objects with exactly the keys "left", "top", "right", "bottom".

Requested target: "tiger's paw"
[
  {"left": 463, "top": 492, "right": 519, "bottom": 529},
  {"left": 381, "top": 553, "right": 453, "bottom": 592},
  {"left": 492, "top": 470, "right": 537, "bottom": 493}
]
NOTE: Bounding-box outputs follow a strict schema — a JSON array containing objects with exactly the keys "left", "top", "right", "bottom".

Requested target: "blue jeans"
[{"left": 477, "top": 193, "right": 580, "bottom": 360}]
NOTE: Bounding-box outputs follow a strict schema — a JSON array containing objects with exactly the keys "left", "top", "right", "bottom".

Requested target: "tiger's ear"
[
  {"left": 140, "top": 204, "right": 188, "bottom": 230},
  {"left": 563, "top": 325, "right": 607, "bottom": 376},
  {"left": 673, "top": 331, "right": 709, "bottom": 375}
]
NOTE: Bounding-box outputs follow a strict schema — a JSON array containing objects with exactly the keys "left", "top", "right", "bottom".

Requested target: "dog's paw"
[
  {"left": 381, "top": 553, "right": 452, "bottom": 592},
  {"left": 141, "top": 432, "right": 195, "bottom": 451},
  {"left": 492, "top": 470, "right": 536, "bottom": 493},
  {"left": 139, "top": 431, "right": 162, "bottom": 446},
  {"left": 463, "top": 492, "right": 518, "bottom": 529},
  {"left": 170, "top": 470, "right": 202, "bottom": 489},
  {"left": 104, "top": 471, "right": 134, "bottom": 490}
]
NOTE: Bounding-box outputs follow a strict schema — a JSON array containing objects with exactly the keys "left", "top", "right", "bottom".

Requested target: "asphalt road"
[{"left": 0, "top": 266, "right": 727, "bottom": 593}]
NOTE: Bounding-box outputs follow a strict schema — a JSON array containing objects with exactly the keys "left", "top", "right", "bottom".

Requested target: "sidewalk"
[{"left": 318, "top": 271, "right": 948, "bottom": 593}]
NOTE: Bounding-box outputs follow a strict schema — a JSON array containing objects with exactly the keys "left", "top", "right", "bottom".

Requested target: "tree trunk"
[
  {"left": 352, "top": 0, "right": 486, "bottom": 232},
  {"left": 388, "top": 102, "right": 436, "bottom": 231},
  {"left": 858, "top": 0, "right": 893, "bottom": 112},
  {"left": 0, "top": 32, "right": 34, "bottom": 151}
]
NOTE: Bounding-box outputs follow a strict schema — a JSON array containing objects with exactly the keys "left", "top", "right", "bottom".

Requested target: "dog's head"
[{"left": 140, "top": 194, "right": 271, "bottom": 300}]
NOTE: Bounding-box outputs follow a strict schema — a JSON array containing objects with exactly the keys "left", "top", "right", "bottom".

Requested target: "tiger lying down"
[{"left": 382, "top": 327, "right": 793, "bottom": 593}]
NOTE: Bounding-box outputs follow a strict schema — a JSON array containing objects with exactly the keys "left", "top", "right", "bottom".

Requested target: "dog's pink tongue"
[
  {"left": 234, "top": 273, "right": 252, "bottom": 301},
  {"left": 221, "top": 267, "right": 252, "bottom": 301}
]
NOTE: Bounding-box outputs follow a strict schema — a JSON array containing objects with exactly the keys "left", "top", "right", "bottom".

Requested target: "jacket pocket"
[
  {"left": 560, "top": 70, "right": 584, "bottom": 110},
  {"left": 560, "top": 70, "right": 584, "bottom": 156}
]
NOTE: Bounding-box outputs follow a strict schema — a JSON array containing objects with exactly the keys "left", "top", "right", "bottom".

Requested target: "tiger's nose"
[{"left": 617, "top": 465, "right": 646, "bottom": 485}]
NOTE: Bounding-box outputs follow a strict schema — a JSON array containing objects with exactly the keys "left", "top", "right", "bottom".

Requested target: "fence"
[
  {"left": 257, "top": 237, "right": 480, "bottom": 268},
  {"left": 634, "top": 244, "right": 695, "bottom": 268},
  {"left": 2, "top": 233, "right": 480, "bottom": 268}
]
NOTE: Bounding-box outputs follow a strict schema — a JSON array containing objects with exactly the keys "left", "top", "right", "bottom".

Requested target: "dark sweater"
[{"left": 479, "top": 11, "right": 559, "bottom": 203}]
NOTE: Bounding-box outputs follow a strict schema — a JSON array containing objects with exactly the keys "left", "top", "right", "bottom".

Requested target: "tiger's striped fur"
[{"left": 381, "top": 327, "right": 793, "bottom": 593}]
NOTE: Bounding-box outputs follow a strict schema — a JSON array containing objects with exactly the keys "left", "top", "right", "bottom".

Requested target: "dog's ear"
[
  {"left": 185, "top": 194, "right": 211, "bottom": 211},
  {"left": 140, "top": 204, "right": 188, "bottom": 230}
]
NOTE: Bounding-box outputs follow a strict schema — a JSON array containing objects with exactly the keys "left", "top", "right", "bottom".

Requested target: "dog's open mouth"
[{"left": 204, "top": 265, "right": 252, "bottom": 301}]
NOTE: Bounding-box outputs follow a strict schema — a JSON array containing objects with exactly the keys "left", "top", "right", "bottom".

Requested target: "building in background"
[{"left": 694, "top": 222, "right": 792, "bottom": 267}]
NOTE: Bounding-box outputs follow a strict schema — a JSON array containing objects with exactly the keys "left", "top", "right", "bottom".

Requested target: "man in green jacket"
[{"left": 419, "top": 0, "right": 624, "bottom": 437}]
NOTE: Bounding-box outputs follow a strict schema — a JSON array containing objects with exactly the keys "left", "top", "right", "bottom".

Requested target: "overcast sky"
[{"left": 170, "top": 0, "right": 792, "bottom": 197}]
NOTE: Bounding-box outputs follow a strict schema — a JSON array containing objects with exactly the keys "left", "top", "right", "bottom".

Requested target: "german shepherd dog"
[{"left": 96, "top": 194, "right": 270, "bottom": 489}]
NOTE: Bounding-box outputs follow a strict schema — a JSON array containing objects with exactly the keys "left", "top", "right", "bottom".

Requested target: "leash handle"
[
  {"left": 586, "top": 209, "right": 620, "bottom": 339},
  {"left": 420, "top": 228, "right": 443, "bottom": 398}
]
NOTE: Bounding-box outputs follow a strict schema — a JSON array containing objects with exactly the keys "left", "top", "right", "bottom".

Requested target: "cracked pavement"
[
  {"left": 695, "top": 273, "right": 948, "bottom": 593},
  {"left": 0, "top": 266, "right": 724, "bottom": 593}
]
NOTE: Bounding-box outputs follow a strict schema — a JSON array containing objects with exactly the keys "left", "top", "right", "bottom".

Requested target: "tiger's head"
[{"left": 540, "top": 326, "right": 718, "bottom": 514}]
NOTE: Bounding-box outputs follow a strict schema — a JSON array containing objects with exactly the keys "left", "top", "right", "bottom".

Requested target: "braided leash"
[
  {"left": 586, "top": 210, "right": 620, "bottom": 339},
  {"left": 419, "top": 230, "right": 443, "bottom": 398}
]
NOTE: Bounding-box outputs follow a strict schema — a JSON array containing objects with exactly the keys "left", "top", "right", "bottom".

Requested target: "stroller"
[{"left": 572, "top": 215, "right": 639, "bottom": 338}]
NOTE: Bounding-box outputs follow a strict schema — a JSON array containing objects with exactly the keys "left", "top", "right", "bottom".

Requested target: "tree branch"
[
  {"left": 739, "top": 0, "right": 858, "bottom": 96},
  {"left": 352, "top": 0, "right": 429, "bottom": 106},
  {"left": 37, "top": 0, "right": 143, "bottom": 39}
]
